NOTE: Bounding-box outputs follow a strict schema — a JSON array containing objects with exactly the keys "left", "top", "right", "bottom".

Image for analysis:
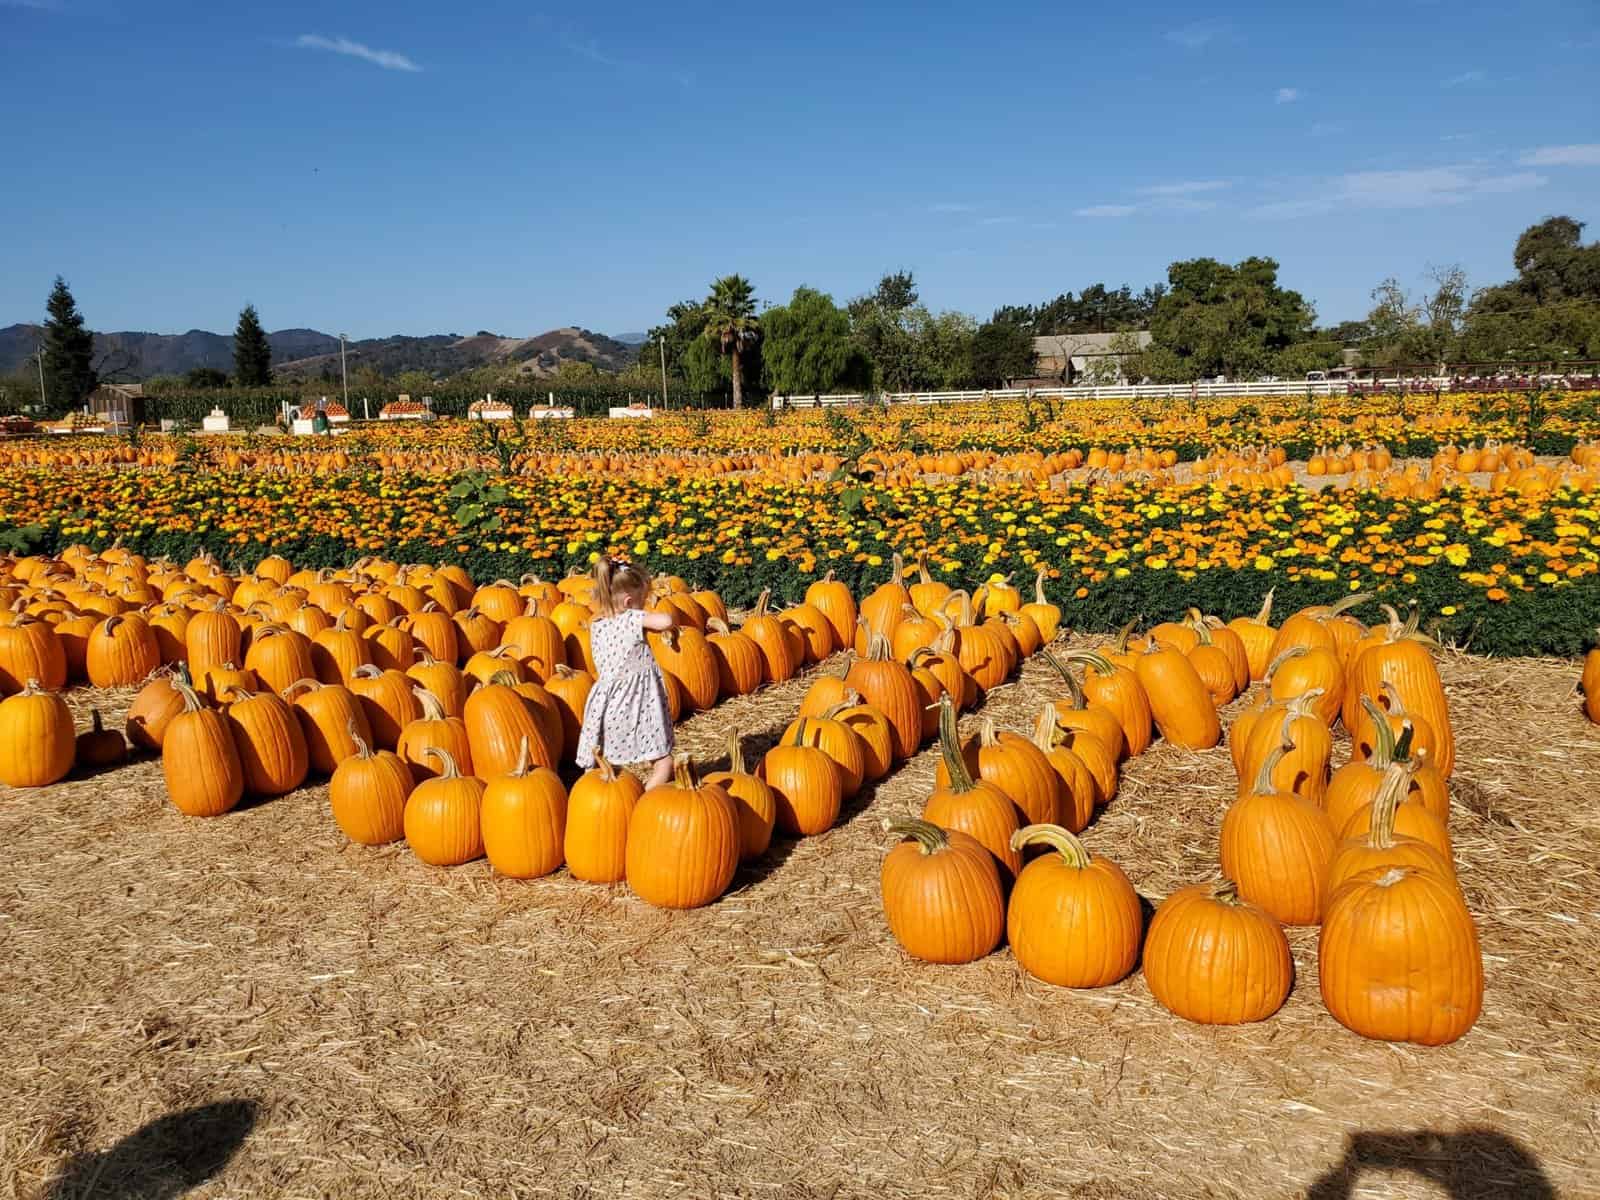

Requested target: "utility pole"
[
  {"left": 339, "top": 333, "right": 350, "bottom": 410},
  {"left": 35, "top": 343, "right": 46, "bottom": 410},
  {"left": 658, "top": 335, "right": 668, "bottom": 410}
]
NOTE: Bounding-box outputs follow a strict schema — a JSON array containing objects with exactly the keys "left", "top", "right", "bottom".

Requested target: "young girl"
[{"left": 574, "top": 555, "right": 677, "bottom": 790}]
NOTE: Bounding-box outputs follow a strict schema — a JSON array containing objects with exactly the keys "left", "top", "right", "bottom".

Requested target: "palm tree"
[{"left": 701, "top": 275, "right": 760, "bottom": 409}]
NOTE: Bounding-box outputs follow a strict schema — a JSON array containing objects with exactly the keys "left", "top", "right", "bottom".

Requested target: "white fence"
[{"left": 770, "top": 379, "right": 1448, "bottom": 408}]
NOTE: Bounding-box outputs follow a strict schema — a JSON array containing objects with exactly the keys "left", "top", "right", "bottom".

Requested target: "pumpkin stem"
[
  {"left": 591, "top": 751, "right": 618, "bottom": 781},
  {"left": 348, "top": 720, "right": 375, "bottom": 760},
  {"left": 1039, "top": 648, "right": 1084, "bottom": 708},
  {"left": 790, "top": 717, "right": 809, "bottom": 748},
  {"left": 935, "top": 694, "right": 976, "bottom": 792},
  {"left": 412, "top": 686, "right": 446, "bottom": 720},
  {"left": 486, "top": 669, "right": 520, "bottom": 689},
  {"left": 889, "top": 551, "right": 905, "bottom": 584},
  {"left": 754, "top": 589, "right": 772, "bottom": 618},
  {"left": 1250, "top": 721, "right": 1294, "bottom": 795},
  {"left": 1283, "top": 688, "right": 1324, "bottom": 720},
  {"left": 866, "top": 632, "right": 896, "bottom": 663},
  {"left": 511, "top": 735, "right": 532, "bottom": 776},
  {"left": 1254, "top": 589, "right": 1275, "bottom": 624},
  {"left": 670, "top": 751, "right": 698, "bottom": 790},
  {"left": 1031, "top": 706, "right": 1060, "bottom": 753},
  {"left": 1065, "top": 649, "right": 1117, "bottom": 678},
  {"left": 886, "top": 817, "right": 950, "bottom": 855},
  {"left": 170, "top": 676, "right": 207, "bottom": 713},
  {"left": 90, "top": 709, "right": 105, "bottom": 733},
  {"left": 1366, "top": 762, "right": 1411, "bottom": 850},
  {"left": 1009, "top": 822, "right": 1091, "bottom": 867},
  {"left": 424, "top": 745, "right": 461, "bottom": 780},
  {"left": 1033, "top": 566, "right": 1049, "bottom": 607},
  {"left": 978, "top": 715, "right": 1001, "bottom": 749},
  {"left": 1112, "top": 619, "right": 1140, "bottom": 653},
  {"left": 1393, "top": 720, "right": 1415, "bottom": 764},
  {"left": 1325, "top": 591, "right": 1372, "bottom": 618},
  {"left": 705, "top": 616, "right": 731, "bottom": 635},
  {"left": 1209, "top": 878, "right": 1244, "bottom": 905},
  {"left": 725, "top": 729, "right": 747, "bottom": 776},
  {"left": 916, "top": 552, "right": 934, "bottom": 586},
  {"left": 1360, "top": 695, "right": 1399, "bottom": 768},
  {"left": 943, "top": 589, "right": 974, "bottom": 629},
  {"left": 1265, "top": 644, "right": 1309, "bottom": 681}
]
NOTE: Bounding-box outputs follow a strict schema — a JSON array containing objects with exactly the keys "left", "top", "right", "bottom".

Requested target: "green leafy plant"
[{"left": 448, "top": 470, "right": 509, "bottom": 535}]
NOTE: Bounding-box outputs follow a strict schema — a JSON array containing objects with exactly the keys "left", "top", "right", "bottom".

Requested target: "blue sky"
[{"left": 3, "top": 0, "right": 1597, "bottom": 338}]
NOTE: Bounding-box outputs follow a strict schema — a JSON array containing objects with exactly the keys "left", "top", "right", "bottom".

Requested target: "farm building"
[
  {"left": 1029, "top": 331, "right": 1153, "bottom": 385},
  {"left": 86, "top": 381, "right": 147, "bottom": 427}
]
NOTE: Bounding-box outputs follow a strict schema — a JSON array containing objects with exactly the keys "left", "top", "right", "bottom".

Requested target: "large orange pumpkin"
[
  {"left": 880, "top": 818, "right": 1004, "bottom": 964},
  {"left": 1320, "top": 865, "right": 1482, "bottom": 1044},
  {"left": 1006, "top": 823, "right": 1141, "bottom": 988}
]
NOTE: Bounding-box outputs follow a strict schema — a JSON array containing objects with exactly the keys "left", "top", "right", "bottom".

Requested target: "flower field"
[{"left": 4, "top": 391, "right": 1600, "bottom": 656}]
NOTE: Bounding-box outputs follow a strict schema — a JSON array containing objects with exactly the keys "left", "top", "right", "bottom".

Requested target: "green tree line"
[{"left": 10, "top": 217, "right": 1597, "bottom": 417}]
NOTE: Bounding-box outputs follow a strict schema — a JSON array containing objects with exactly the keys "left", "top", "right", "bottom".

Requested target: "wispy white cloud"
[
  {"left": 555, "top": 29, "right": 694, "bottom": 87},
  {"left": 1310, "top": 121, "right": 1347, "bottom": 137},
  {"left": 1440, "top": 132, "right": 1475, "bottom": 142},
  {"left": 1442, "top": 70, "right": 1484, "bottom": 86},
  {"left": 558, "top": 33, "right": 622, "bottom": 68},
  {"left": 1136, "top": 180, "right": 1229, "bottom": 196},
  {"left": 1075, "top": 204, "right": 1138, "bottom": 218},
  {"left": 1519, "top": 143, "right": 1600, "bottom": 166},
  {"left": 295, "top": 34, "right": 421, "bottom": 72},
  {"left": 1249, "top": 164, "right": 1546, "bottom": 218},
  {"left": 1475, "top": 171, "right": 1547, "bottom": 192},
  {"left": 928, "top": 202, "right": 975, "bottom": 214},
  {"left": 977, "top": 216, "right": 1019, "bottom": 226},
  {"left": 1165, "top": 21, "right": 1223, "bottom": 49},
  {"left": 1274, "top": 86, "right": 1300, "bottom": 104},
  {"left": 1, "top": 0, "right": 60, "bottom": 8}
]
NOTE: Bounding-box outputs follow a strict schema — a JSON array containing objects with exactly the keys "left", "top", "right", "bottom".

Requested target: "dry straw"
[{"left": 3, "top": 637, "right": 1597, "bottom": 1198}]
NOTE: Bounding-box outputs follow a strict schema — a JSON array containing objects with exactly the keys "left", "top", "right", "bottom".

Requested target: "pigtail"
[{"left": 592, "top": 554, "right": 618, "bottom": 617}]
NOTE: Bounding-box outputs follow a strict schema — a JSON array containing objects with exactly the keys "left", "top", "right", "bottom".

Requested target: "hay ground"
[{"left": 3, "top": 643, "right": 1599, "bottom": 1200}]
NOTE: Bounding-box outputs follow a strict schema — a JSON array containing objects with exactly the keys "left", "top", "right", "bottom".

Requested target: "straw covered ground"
[{"left": 3, "top": 641, "right": 1599, "bottom": 1199}]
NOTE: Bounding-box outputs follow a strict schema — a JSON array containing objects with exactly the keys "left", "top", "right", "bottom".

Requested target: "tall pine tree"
[
  {"left": 233, "top": 304, "right": 273, "bottom": 386},
  {"left": 42, "top": 277, "right": 97, "bottom": 413}
]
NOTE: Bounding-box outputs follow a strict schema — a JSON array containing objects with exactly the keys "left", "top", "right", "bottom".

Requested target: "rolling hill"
[{"left": 0, "top": 324, "right": 638, "bottom": 382}]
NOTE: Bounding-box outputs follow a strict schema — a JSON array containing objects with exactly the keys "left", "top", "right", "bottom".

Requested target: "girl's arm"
[{"left": 639, "top": 610, "right": 675, "bottom": 632}]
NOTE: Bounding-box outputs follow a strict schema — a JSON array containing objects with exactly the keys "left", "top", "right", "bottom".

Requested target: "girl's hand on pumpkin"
[{"left": 639, "top": 610, "right": 675, "bottom": 632}]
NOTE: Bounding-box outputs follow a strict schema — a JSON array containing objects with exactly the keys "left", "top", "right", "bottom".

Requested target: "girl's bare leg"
[{"left": 643, "top": 755, "right": 673, "bottom": 791}]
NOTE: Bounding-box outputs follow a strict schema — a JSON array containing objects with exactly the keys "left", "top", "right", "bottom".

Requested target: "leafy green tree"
[
  {"left": 682, "top": 336, "right": 728, "bottom": 399},
  {"left": 1147, "top": 257, "right": 1317, "bottom": 380},
  {"left": 1461, "top": 217, "right": 1600, "bottom": 363},
  {"left": 1273, "top": 340, "right": 1342, "bottom": 377},
  {"left": 970, "top": 320, "right": 1037, "bottom": 387},
  {"left": 184, "top": 366, "right": 230, "bottom": 389},
  {"left": 1363, "top": 268, "right": 1466, "bottom": 369},
  {"left": 233, "top": 303, "right": 273, "bottom": 386},
  {"left": 646, "top": 299, "right": 708, "bottom": 385},
  {"left": 913, "top": 310, "right": 977, "bottom": 389},
  {"left": 993, "top": 283, "right": 1164, "bottom": 335},
  {"left": 762, "top": 286, "right": 857, "bottom": 398},
  {"left": 848, "top": 272, "right": 923, "bottom": 391},
  {"left": 42, "top": 276, "right": 97, "bottom": 412},
  {"left": 700, "top": 275, "right": 761, "bottom": 408}
]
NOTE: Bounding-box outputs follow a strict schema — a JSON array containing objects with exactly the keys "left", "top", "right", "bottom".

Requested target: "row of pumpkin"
[
  {"left": 878, "top": 590, "right": 1483, "bottom": 1046},
  {"left": 0, "top": 550, "right": 1068, "bottom": 915}
]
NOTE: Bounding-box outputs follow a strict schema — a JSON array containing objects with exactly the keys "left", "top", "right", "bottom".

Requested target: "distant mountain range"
[{"left": 0, "top": 323, "right": 640, "bottom": 382}]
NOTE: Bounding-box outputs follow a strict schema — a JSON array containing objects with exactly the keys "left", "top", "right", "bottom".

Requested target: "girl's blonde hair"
[{"left": 592, "top": 554, "right": 651, "bottom": 617}]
